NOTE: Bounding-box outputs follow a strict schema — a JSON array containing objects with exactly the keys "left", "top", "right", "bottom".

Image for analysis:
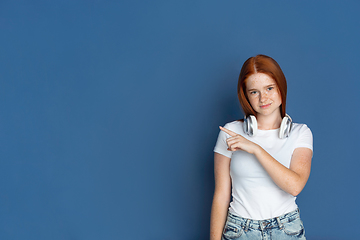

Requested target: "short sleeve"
[
  {"left": 294, "top": 124, "right": 313, "bottom": 151},
  {"left": 213, "top": 125, "right": 233, "bottom": 158}
]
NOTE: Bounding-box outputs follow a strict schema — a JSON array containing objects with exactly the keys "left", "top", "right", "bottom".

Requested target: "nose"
[{"left": 259, "top": 91, "right": 269, "bottom": 103}]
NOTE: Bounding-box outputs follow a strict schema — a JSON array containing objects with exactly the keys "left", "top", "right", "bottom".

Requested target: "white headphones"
[{"left": 243, "top": 114, "right": 293, "bottom": 139}]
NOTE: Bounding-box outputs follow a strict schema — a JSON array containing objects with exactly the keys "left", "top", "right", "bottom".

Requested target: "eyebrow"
[{"left": 247, "top": 84, "right": 276, "bottom": 92}]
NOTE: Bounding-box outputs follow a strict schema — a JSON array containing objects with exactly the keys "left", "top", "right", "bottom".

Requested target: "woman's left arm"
[
  {"left": 253, "top": 147, "right": 312, "bottom": 196},
  {"left": 220, "top": 126, "right": 313, "bottom": 196}
]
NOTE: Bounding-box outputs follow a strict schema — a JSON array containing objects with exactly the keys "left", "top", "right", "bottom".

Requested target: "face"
[{"left": 245, "top": 73, "right": 282, "bottom": 118}]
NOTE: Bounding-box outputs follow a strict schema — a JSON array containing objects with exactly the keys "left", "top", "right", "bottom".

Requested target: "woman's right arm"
[{"left": 210, "top": 152, "right": 232, "bottom": 240}]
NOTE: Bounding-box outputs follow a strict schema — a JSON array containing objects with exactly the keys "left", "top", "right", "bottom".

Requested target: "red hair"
[{"left": 237, "top": 54, "right": 287, "bottom": 118}]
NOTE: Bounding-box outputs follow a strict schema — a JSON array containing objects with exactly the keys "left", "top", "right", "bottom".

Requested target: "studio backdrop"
[{"left": 0, "top": 1, "right": 359, "bottom": 239}]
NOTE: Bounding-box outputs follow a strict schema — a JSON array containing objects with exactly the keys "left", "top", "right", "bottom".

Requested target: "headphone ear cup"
[
  {"left": 249, "top": 115, "right": 257, "bottom": 137},
  {"left": 243, "top": 116, "right": 249, "bottom": 135},
  {"left": 244, "top": 115, "right": 258, "bottom": 137},
  {"left": 279, "top": 114, "right": 292, "bottom": 139}
]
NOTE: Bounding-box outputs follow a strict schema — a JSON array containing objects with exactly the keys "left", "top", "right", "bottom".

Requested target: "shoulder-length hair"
[{"left": 237, "top": 54, "right": 287, "bottom": 118}]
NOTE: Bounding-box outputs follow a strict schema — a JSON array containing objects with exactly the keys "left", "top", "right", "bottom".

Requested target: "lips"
[{"left": 260, "top": 103, "right": 272, "bottom": 108}]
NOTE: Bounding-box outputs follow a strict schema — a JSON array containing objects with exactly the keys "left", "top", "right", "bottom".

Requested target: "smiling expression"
[{"left": 245, "top": 73, "right": 282, "bottom": 117}]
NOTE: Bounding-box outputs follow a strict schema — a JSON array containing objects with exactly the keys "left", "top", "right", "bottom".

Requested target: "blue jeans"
[{"left": 222, "top": 208, "right": 306, "bottom": 240}]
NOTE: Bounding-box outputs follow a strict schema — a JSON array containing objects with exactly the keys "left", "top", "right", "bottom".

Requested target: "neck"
[{"left": 256, "top": 111, "right": 282, "bottom": 130}]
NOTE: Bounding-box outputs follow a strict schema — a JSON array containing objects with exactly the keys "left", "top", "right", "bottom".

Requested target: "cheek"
[
  {"left": 275, "top": 94, "right": 282, "bottom": 104},
  {"left": 248, "top": 97, "right": 258, "bottom": 108},
  {"left": 270, "top": 91, "right": 282, "bottom": 103}
]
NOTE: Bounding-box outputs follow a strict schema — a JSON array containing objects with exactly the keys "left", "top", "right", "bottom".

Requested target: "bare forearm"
[
  {"left": 253, "top": 146, "right": 304, "bottom": 196},
  {"left": 210, "top": 194, "right": 230, "bottom": 240},
  {"left": 222, "top": 126, "right": 307, "bottom": 196}
]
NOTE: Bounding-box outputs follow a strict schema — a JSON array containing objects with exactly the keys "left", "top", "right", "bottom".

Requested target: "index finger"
[{"left": 219, "top": 126, "right": 237, "bottom": 137}]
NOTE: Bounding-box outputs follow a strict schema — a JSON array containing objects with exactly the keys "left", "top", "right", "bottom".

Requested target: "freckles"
[{"left": 268, "top": 91, "right": 276, "bottom": 97}]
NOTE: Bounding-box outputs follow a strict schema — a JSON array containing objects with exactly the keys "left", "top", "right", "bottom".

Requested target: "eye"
[
  {"left": 250, "top": 91, "right": 258, "bottom": 95},
  {"left": 267, "top": 87, "right": 274, "bottom": 91}
]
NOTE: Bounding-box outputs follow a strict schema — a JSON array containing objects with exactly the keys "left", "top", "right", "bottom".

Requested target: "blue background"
[{"left": 1, "top": 1, "right": 359, "bottom": 239}]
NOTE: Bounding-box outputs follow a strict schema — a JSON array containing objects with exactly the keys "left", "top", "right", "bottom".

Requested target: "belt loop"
[
  {"left": 244, "top": 219, "right": 250, "bottom": 232},
  {"left": 276, "top": 217, "right": 283, "bottom": 230},
  {"left": 259, "top": 221, "right": 264, "bottom": 231}
]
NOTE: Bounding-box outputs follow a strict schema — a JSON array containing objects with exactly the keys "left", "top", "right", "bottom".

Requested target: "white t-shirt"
[{"left": 214, "top": 120, "right": 313, "bottom": 220}]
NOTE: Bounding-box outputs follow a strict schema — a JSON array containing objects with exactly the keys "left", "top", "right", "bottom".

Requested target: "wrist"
[{"left": 252, "top": 144, "right": 262, "bottom": 155}]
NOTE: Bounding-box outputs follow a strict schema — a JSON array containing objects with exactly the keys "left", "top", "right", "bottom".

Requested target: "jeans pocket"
[
  {"left": 222, "top": 222, "right": 243, "bottom": 240},
  {"left": 282, "top": 217, "right": 305, "bottom": 236}
]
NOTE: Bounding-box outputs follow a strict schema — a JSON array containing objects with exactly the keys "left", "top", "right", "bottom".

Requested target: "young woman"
[{"left": 210, "top": 55, "right": 313, "bottom": 240}]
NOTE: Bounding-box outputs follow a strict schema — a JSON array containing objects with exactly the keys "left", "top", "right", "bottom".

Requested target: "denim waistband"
[{"left": 227, "top": 208, "right": 301, "bottom": 231}]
